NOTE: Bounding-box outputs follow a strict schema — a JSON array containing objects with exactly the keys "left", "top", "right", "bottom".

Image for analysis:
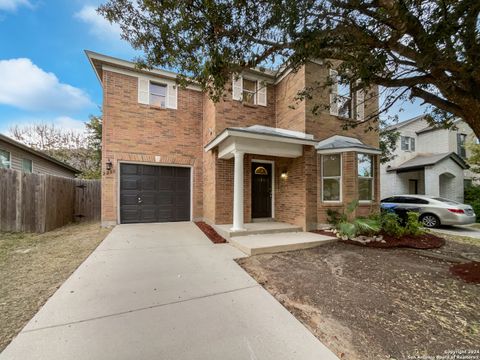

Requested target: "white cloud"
[
  {"left": 54, "top": 116, "right": 86, "bottom": 131},
  {"left": 0, "top": 58, "right": 93, "bottom": 112},
  {"left": 74, "top": 5, "right": 121, "bottom": 40},
  {"left": 0, "top": 0, "right": 32, "bottom": 11}
]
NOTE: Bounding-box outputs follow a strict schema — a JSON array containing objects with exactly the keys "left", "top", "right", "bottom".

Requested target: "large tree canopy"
[{"left": 99, "top": 0, "right": 480, "bottom": 134}]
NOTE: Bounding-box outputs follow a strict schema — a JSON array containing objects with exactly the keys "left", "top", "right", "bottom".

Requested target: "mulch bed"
[
  {"left": 311, "top": 230, "right": 445, "bottom": 249},
  {"left": 450, "top": 262, "right": 480, "bottom": 284},
  {"left": 194, "top": 221, "right": 227, "bottom": 244}
]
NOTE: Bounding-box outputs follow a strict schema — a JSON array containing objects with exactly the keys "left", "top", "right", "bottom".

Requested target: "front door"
[{"left": 251, "top": 162, "right": 272, "bottom": 218}]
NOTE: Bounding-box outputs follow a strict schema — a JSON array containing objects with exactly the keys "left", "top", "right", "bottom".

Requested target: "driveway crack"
[{"left": 22, "top": 284, "right": 260, "bottom": 334}]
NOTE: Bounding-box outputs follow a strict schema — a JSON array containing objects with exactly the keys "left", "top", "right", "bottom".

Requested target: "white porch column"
[{"left": 231, "top": 150, "right": 245, "bottom": 231}]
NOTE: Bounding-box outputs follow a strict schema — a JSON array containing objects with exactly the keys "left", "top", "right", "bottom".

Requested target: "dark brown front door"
[
  {"left": 120, "top": 164, "right": 190, "bottom": 224},
  {"left": 251, "top": 162, "right": 272, "bottom": 218}
]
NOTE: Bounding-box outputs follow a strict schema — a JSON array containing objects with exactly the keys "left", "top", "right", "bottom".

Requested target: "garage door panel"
[
  {"left": 121, "top": 178, "right": 140, "bottom": 190},
  {"left": 120, "top": 164, "right": 191, "bottom": 224},
  {"left": 120, "top": 194, "right": 139, "bottom": 206},
  {"left": 142, "top": 177, "right": 157, "bottom": 191},
  {"left": 158, "top": 177, "right": 176, "bottom": 191},
  {"left": 140, "top": 207, "right": 158, "bottom": 222},
  {"left": 121, "top": 164, "right": 139, "bottom": 175},
  {"left": 142, "top": 165, "right": 157, "bottom": 175},
  {"left": 121, "top": 207, "right": 141, "bottom": 224}
]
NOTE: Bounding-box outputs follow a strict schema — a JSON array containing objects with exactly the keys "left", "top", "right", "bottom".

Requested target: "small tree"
[{"left": 9, "top": 115, "right": 102, "bottom": 179}]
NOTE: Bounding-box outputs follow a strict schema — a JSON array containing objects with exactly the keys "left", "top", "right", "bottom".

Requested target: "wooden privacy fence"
[{"left": 0, "top": 168, "right": 101, "bottom": 233}]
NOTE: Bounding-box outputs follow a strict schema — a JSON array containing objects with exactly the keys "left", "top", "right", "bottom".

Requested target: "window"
[
  {"left": 0, "top": 149, "right": 10, "bottom": 169},
  {"left": 464, "top": 179, "right": 473, "bottom": 188},
  {"left": 232, "top": 75, "right": 267, "bottom": 106},
  {"left": 254, "top": 166, "right": 268, "bottom": 175},
  {"left": 149, "top": 82, "right": 167, "bottom": 108},
  {"left": 242, "top": 78, "right": 257, "bottom": 105},
  {"left": 322, "top": 154, "right": 341, "bottom": 201},
  {"left": 457, "top": 133, "right": 467, "bottom": 158},
  {"left": 22, "top": 158, "right": 32, "bottom": 173},
  {"left": 400, "top": 136, "right": 415, "bottom": 151},
  {"left": 358, "top": 153, "right": 374, "bottom": 201},
  {"left": 337, "top": 77, "right": 352, "bottom": 119},
  {"left": 329, "top": 70, "right": 364, "bottom": 121}
]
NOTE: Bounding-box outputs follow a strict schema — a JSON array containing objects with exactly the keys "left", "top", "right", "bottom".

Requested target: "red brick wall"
[
  {"left": 275, "top": 68, "right": 306, "bottom": 132},
  {"left": 102, "top": 70, "right": 203, "bottom": 224}
]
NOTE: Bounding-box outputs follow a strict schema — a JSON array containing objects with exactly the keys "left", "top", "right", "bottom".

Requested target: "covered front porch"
[{"left": 204, "top": 125, "right": 318, "bottom": 231}]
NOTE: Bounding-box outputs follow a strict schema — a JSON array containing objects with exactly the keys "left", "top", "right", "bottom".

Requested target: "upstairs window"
[
  {"left": 138, "top": 77, "right": 177, "bottom": 109},
  {"left": 149, "top": 82, "right": 167, "bottom": 108},
  {"left": 242, "top": 78, "right": 257, "bottom": 105},
  {"left": 232, "top": 74, "right": 267, "bottom": 106},
  {"left": 329, "top": 69, "right": 364, "bottom": 121},
  {"left": 358, "top": 153, "right": 374, "bottom": 201},
  {"left": 457, "top": 133, "right": 467, "bottom": 158},
  {"left": 22, "top": 158, "right": 32, "bottom": 173},
  {"left": 401, "top": 136, "right": 416, "bottom": 151},
  {"left": 337, "top": 80, "right": 352, "bottom": 119},
  {"left": 322, "top": 154, "right": 342, "bottom": 202},
  {"left": 0, "top": 149, "right": 10, "bottom": 169}
]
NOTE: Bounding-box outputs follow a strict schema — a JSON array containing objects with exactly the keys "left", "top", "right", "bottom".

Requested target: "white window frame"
[
  {"left": 232, "top": 74, "right": 267, "bottom": 106},
  {"left": 401, "top": 136, "right": 415, "bottom": 151},
  {"left": 0, "top": 149, "right": 11, "bottom": 169},
  {"left": 138, "top": 76, "right": 177, "bottom": 109},
  {"left": 242, "top": 77, "right": 258, "bottom": 105},
  {"left": 149, "top": 81, "right": 167, "bottom": 108},
  {"left": 322, "top": 153, "right": 342, "bottom": 203},
  {"left": 329, "top": 69, "right": 365, "bottom": 121},
  {"left": 357, "top": 153, "right": 374, "bottom": 202}
]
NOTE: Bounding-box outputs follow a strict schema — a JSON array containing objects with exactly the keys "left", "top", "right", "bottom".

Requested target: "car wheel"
[{"left": 420, "top": 214, "right": 440, "bottom": 228}]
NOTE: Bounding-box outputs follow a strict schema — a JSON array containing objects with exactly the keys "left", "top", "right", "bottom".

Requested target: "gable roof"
[
  {"left": 386, "top": 152, "right": 468, "bottom": 173},
  {"left": 0, "top": 134, "right": 80, "bottom": 174},
  {"left": 85, "top": 50, "right": 277, "bottom": 87},
  {"left": 384, "top": 115, "right": 426, "bottom": 131}
]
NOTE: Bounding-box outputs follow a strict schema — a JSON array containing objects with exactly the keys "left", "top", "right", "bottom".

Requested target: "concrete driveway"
[
  {"left": 1, "top": 222, "right": 337, "bottom": 360},
  {"left": 430, "top": 224, "right": 480, "bottom": 239}
]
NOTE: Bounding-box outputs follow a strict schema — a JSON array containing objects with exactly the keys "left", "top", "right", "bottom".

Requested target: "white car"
[{"left": 381, "top": 195, "right": 476, "bottom": 228}]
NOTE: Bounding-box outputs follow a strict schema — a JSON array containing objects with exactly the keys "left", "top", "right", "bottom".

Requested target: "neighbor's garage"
[{"left": 120, "top": 163, "right": 191, "bottom": 224}]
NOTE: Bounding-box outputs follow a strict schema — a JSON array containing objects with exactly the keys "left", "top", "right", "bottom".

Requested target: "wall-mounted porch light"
[
  {"left": 280, "top": 169, "right": 288, "bottom": 179},
  {"left": 105, "top": 159, "right": 113, "bottom": 172}
]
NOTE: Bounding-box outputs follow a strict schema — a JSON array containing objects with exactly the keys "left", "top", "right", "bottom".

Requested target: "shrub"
[
  {"left": 380, "top": 212, "right": 405, "bottom": 238},
  {"left": 404, "top": 211, "right": 424, "bottom": 236},
  {"left": 326, "top": 209, "right": 346, "bottom": 226},
  {"left": 464, "top": 185, "right": 480, "bottom": 222}
]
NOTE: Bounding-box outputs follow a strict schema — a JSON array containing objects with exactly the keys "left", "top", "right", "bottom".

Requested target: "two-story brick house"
[
  {"left": 87, "top": 51, "right": 381, "bottom": 230},
  {"left": 381, "top": 116, "right": 474, "bottom": 203}
]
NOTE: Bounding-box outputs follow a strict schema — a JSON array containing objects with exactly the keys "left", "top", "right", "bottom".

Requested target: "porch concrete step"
[
  {"left": 229, "top": 232, "right": 337, "bottom": 256},
  {"left": 213, "top": 222, "right": 302, "bottom": 240}
]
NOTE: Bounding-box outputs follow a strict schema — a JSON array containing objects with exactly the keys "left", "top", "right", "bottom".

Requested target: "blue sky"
[{"left": 0, "top": 0, "right": 427, "bottom": 134}]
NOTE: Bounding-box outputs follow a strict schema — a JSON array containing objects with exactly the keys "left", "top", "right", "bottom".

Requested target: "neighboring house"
[
  {"left": 87, "top": 51, "right": 381, "bottom": 230},
  {"left": 0, "top": 134, "right": 79, "bottom": 178},
  {"left": 381, "top": 116, "right": 476, "bottom": 203}
]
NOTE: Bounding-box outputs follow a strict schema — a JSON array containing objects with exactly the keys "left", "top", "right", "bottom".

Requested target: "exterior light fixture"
[
  {"left": 280, "top": 170, "right": 288, "bottom": 179},
  {"left": 106, "top": 159, "right": 113, "bottom": 171}
]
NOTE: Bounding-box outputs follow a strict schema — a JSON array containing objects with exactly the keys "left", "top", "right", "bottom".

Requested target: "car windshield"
[{"left": 432, "top": 197, "right": 460, "bottom": 205}]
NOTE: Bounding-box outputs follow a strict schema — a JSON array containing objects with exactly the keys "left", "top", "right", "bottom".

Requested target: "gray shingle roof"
[
  {"left": 315, "top": 135, "right": 381, "bottom": 153},
  {"left": 387, "top": 152, "right": 468, "bottom": 172}
]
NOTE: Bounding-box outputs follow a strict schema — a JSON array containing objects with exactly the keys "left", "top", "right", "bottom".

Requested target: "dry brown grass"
[{"left": 0, "top": 222, "right": 111, "bottom": 351}]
